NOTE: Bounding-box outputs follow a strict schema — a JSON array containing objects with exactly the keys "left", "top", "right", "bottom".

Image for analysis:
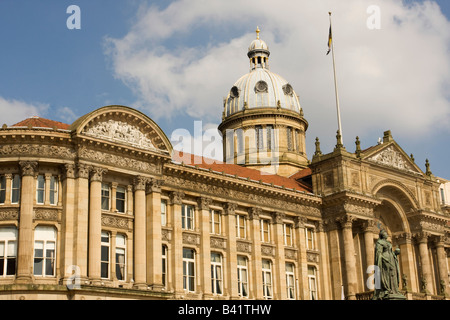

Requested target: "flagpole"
[{"left": 329, "top": 12, "right": 344, "bottom": 146}]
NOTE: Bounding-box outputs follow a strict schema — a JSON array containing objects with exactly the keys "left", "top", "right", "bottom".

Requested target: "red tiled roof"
[
  {"left": 289, "top": 168, "right": 312, "bottom": 180},
  {"left": 12, "top": 117, "right": 70, "bottom": 130},
  {"left": 172, "top": 152, "right": 312, "bottom": 193}
]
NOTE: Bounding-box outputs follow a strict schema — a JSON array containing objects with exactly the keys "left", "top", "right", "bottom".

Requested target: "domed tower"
[{"left": 218, "top": 28, "right": 309, "bottom": 177}]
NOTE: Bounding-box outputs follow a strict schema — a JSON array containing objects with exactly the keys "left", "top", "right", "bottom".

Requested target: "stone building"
[{"left": 0, "top": 30, "right": 448, "bottom": 300}]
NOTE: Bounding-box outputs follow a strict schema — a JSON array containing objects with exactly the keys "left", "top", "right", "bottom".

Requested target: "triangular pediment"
[{"left": 363, "top": 142, "right": 423, "bottom": 174}]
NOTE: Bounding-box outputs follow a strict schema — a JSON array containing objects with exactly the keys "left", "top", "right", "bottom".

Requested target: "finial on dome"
[{"left": 256, "top": 26, "right": 260, "bottom": 40}]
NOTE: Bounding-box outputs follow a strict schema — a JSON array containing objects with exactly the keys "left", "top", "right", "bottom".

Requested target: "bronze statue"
[{"left": 373, "top": 229, "right": 406, "bottom": 300}]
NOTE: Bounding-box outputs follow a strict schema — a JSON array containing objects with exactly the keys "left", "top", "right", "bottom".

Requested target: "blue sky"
[{"left": 0, "top": 0, "right": 449, "bottom": 179}]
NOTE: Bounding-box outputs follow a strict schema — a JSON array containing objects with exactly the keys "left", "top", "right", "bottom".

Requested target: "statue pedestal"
[{"left": 385, "top": 293, "right": 407, "bottom": 300}]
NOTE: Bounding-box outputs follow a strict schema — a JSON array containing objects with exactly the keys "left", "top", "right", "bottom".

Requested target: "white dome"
[
  {"left": 248, "top": 38, "right": 269, "bottom": 52},
  {"left": 224, "top": 67, "right": 301, "bottom": 117}
]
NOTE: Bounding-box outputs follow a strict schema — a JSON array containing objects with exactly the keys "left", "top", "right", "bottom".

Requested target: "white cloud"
[
  {"left": 104, "top": 0, "right": 450, "bottom": 154},
  {"left": 0, "top": 96, "right": 49, "bottom": 126}
]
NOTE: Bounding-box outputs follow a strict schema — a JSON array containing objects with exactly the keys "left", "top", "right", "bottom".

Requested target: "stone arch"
[{"left": 371, "top": 180, "right": 418, "bottom": 238}]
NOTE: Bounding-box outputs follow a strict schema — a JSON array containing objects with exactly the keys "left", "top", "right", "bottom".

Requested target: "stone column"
[
  {"left": 110, "top": 182, "right": 118, "bottom": 212},
  {"left": 170, "top": 191, "right": 185, "bottom": 296},
  {"left": 44, "top": 173, "right": 52, "bottom": 206},
  {"left": 339, "top": 215, "right": 357, "bottom": 300},
  {"left": 3, "top": 174, "right": 12, "bottom": 205},
  {"left": 434, "top": 236, "right": 449, "bottom": 296},
  {"left": 145, "top": 178, "right": 164, "bottom": 289},
  {"left": 317, "top": 221, "right": 331, "bottom": 300},
  {"left": 393, "top": 232, "right": 417, "bottom": 292},
  {"left": 248, "top": 207, "right": 263, "bottom": 299},
  {"left": 362, "top": 221, "right": 376, "bottom": 275},
  {"left": 295, "top": 216, "right": 309, "bottom": 299},
  {"left": 16, "top": 161, "right": 38, "bottom": 283},
  {"left": 224, "top": 203, "right": 238, "bottom": 299},
  {"left": 126, "top": 185, "right": 133, "bottom": 215},
  {"left": 61, "top": 164, "right": 76, "bottom": 286},
  {"left": 74, "top": 164, "right": 90, "bottom": 280},
  {"left": 133, "top": 176, "right": 147, "bottom": 288},
  {"left": 198, "top": 196, "right": 213, "bottom": 297},
  {"left": 88, "top": 167, "right": 107, "bottom": 284},
  {"left": 416, "top": 232, "right": 432, "bottom": 294},
  {"left": 273, "top": 212, "right": 287, "bottom": 300}
]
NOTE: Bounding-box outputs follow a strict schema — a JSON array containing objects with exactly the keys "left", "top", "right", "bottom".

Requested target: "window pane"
[
  {"left": 34, "top": 258, "right": 43, "bottom": 275},
  {"left": 101, "top": 245, "right": 109, "bottom": 261},
  {"left": 0, "top": 176, "right": 5, "bottom": 204},
  {"left": 11, "top": 175, "right": 20, "bottom": 203},
  {"left": 116, "top": 234, "right": 126, "bottom": 247},
  {"left": 6, "top": 258, "right": 15, "bottom": 275},
  {"left": 101, "top": 262, "right": 109, "bottom": 278},
  {"left": 0, "top": 242, "right": 4, "bottom": 257}
]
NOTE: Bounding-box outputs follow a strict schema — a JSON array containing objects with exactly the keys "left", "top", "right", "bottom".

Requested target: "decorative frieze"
[
  {"left": 0, "top": 209, "right": 19, "bottom": 221},
  {"left": 182, "top": 231, "right": 200, "bottom": 246},
  {"left": 101, "top": 215, "right": 131, "bottom": 230},
  {"left": 161, "top": 228, "right": 172, "bottom": 242},
  {"left": 34, "top": 209, "right": 59, "bottom": 221},
  {"left": 210, "top": 236, "right": 226, "bottom": 250},
  {"left": 236, "top": 240, "right": 252, "bottom": 253},
  {"left": 0, "top": 144, "right": 76, "bottom": 160},
  {"left": 284, "top": 247, "right": 297, "bottom": 260},
  {"left": 261, "top": 244, "right": 275, "bottom": 257},
  {"left": 307, "top": 250, "right": 320, "bottom": 263}
]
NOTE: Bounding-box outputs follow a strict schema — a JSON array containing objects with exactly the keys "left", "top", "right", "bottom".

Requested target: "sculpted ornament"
[
  {"left": 368, "top": 146, "right": 414, "bottom": 172},
  {"left": 84, "top": 120, "right": 156, "bottom": 151}
]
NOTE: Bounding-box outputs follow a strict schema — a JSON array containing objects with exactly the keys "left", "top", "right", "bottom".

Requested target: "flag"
[{"left": 327, "top": 24, "right": 332, "bottom": 55}]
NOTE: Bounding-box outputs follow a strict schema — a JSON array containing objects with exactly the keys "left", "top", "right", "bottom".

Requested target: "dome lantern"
[{"left": 248, "top": 27, "right": 270, "bottom": 70}]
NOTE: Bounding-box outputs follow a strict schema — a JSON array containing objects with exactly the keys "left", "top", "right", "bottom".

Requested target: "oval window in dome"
[
  {"left": 255, "top": 81, "right": 268, "bottom": 93},
  {"left": 230, "top": 86, "right": 240, "bottom": 98},
  {"left": 283, "top": 84, "right": 294, "bottom": 96}
]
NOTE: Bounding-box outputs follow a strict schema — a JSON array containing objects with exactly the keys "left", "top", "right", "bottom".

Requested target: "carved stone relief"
[
  {"left": 84, "top": 120, "right": 156, "bottom": 151},
  {"left": 367, "top": 146, "right": 415, "bottom": 172},
  {"left": 236, "top": 240, "right": 252, "bottom": 253}
]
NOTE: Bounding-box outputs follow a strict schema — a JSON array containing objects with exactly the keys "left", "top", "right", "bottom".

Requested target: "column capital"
[
  {"left": 62, "top": 164, "right": 75, "bottom": 179},
  {"left": 146, "top": 178, "right": 164, "bottom": 194},
  {"left": 294, "top": 216, "right": 307, "bottom": 229},
  {"left": 19, "top": 161, "right": 38, "bottom": 177},
  {"left": 392, "top": 232, "right": 412, "bottom": 245},
  {"left": 4, "top": 173, "right": 12, "bottom": 180},
  {"left": 197, "top": 196, "right": 212, "bottom": 210},
  {"left": 90, "top": 167, "right": 107, "bottom": 182},
  {"left": 133, "top": 176, "right": 147, "bottom": 191},
  {"left": 248, "top": 207, "right": 262, "bottom": 220},
  {"left": 432, "top": 235, "right": 447, "bottom": 247},
  {"left": 170, "top": 190, "right": 185, "bottom": 205},
  {"left": 272, "top": 212, "right": 285, "bottom": 224},
  {"left": 222, "top": 202, "right": 237, "bottom": 216},
  {"left": 337, "top": 215, "right": 356, "bottom": 229},
  {"left": 362, "top": 219, "right": 377, "bottom": 233},
  {"left": 76, "top": 163, "right": 91, "bottom": 179},
  {"left": 414, "top": 231, "right": 431, "bottom": 244}
]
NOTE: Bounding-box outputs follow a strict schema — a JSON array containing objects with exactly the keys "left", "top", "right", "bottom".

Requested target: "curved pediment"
[{"left": 71, "top": 105, "right": 172, "bottom": 155}]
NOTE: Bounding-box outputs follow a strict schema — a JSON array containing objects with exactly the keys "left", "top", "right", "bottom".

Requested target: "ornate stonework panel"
[
  {"left": 34, "top": 209, "right": 59, "bottom": 221},
  {"left": 182, "top": 232, "right": 200, "bottom": 246},
  {"left": 101, "top": 215, "right": 131, "bottom": 230},
  {"left": 261, "top": 244, "right": 275, "bottom": 257},
  {"left": 367, "top": 146, "right": 416, "bottom": 172},
  {"left": 210, "top": 236, "right": 226, "bottom": 250},
  {"left": 83, "top": 120, "right": 156, "bottom": 151},
  {"left": 307, "top": 250, "right": 320, "bottom": 263},
  {"left": 236, "top": 240, "right": 252, "bottom": 253},
  {"left": 161, "top": 228, "right": 172, "bottom": 242},
  {"left": 284, "top": 248, "right": 297, "bottom": 260}
]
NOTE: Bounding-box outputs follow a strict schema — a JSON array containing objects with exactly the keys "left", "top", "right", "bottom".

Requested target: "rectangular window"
[
  {"left": 0, "top": 176, "right": 6, "bottom": 204},
  {"left": 183, "top": 248, "right": 195, "bottom": 292},
  {"left": 11, "top": 175, "right": 20, "bottom": 204},
  {"left": 284, "top": 223, "right": 293, "bottom": 246},
  {"left": 0, "top": 227, "right": 18, "bottom": 277},
  {"left": 161, "top": 200, "right": 167, "bottom": 226},
  {"left": 308, "top": 266, "right": 317, "bottom": 300},
  {"left": 101, "top": 232, "right": 110, "bottom": 279},
  {"left": 209, "top": 210, "right": 221, "bottom": 235},
  {"left": 261, "top": 219, "right": 270, "bottom": 243},
  {"left": 115, "top": 234, "right": 126, "bottom": 281},
  {"left": 33, "top": 226, "right": 56, "bottom": 277},
  {"left": 440, "top": 188, "right": 446, "bottom": 205},
  {"left": 182, "top": 204, "right": 195, "bottom": 230},
  {"left": 36, "top": 175, "right": 45, "bottom": 204},
  {"left": 116, "top": 186, "right": 126, "bottom": 213},
  {"left": 286, "top": 263, "right": 296, "bottom": 300},
  {"left": 256, "top": 126, "right": 263, "bottom": 150},
  {"left": 211, "top": 253, "right": 223, "bottom": 295},
  {"left": 287, "top": 127, "right": 293, "bottom": 151},
  {"left": 236, "top": 215, "right": 246, "bottom": 239},
  {"left": 162, "top": 245, "right": 167, "bottom": 287},
  {"left": 237, "top": 256, "right": 248, "bottom": 298},
  {"left": 306, "top": 227, "right": 315, "bottom": 250},
  {"left": 262, "top": 259, "right": 273, "bottom": 300},
  {"left": 101, "top": 183, "right": 110, "bottom": 211},
  {"left": 49, "top": 176, "right": 58, "bottom": 205},
  {"left": 266, "top": 125, "right": 274, "bottom": 151},
  {"left": 237, "top": 129, "right": 244, "bottom": 155}
]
